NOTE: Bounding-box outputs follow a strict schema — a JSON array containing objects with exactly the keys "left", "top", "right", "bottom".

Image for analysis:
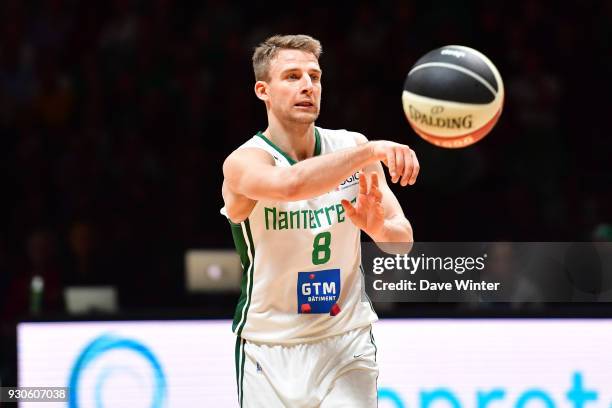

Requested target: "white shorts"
[{"left": 235, "top": 325, "right": 379, "bottom": 408}]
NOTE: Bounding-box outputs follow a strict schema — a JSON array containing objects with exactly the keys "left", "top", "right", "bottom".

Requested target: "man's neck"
[{"left": 264, "top": 117, "right": 315, "bottom": 162}]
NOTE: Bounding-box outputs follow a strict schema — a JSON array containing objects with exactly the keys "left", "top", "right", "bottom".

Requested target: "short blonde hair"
[{"left": 252, "top": 34, "right": 322, "bottom": 81}]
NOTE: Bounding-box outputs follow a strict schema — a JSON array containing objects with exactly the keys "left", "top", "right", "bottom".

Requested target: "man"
[{"left": 221, "top": 34, "right": 419, "bottom": 407}]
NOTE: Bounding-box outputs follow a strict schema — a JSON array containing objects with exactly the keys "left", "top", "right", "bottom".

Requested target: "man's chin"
[{"left": 288, "top": 111, "right": 319, "bottom": 124}]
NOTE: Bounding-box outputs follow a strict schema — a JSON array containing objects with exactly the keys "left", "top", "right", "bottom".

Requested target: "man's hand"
[
  {"left": 341, "top": 172, "right": 385, "bottom": 238},
  {"left": 369, "top": 141, "right": 419, "bottom": 186}
]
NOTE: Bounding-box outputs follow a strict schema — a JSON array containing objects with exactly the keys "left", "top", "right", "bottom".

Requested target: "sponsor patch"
[{"left": 297, "top": 269, "right": 341, "bottom": 313}]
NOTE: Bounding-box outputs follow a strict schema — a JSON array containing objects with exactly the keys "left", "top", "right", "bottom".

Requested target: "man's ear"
[{"left": 254, "top": 81, "right": 269, "bottom": 101}]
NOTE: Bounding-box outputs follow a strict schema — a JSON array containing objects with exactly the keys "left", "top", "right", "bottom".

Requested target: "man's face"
[{"left": 263, "top": 49, "right": 322, "bottom": 124}]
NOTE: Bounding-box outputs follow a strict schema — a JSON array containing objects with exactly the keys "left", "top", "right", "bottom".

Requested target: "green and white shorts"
[{"left": 235, "top": 325, "right": 378, "bottom": 407}]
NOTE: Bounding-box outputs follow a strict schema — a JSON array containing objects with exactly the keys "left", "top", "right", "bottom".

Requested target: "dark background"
[{"left": 1, "top": 0, "right": 611, "bottom": 386}]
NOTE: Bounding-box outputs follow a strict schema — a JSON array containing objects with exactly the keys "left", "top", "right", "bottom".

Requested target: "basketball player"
[{"left": 221, "top": 34, "right": 419, "bottom": 407}]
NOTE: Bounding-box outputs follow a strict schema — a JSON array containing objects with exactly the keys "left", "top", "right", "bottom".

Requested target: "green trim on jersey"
[
  {"left": 235, "top": 337, "right": 246, "bottom": 407},
  {"left": 256, "top": 128, "right": 322, "bottom": 165},
  {"left": 239, "top": 339, "right": 246, "bottom": 406},
  {"left": 313, "top": 127, "right": 322, "bottom": 156},
  {"left": 230, "top": 219, "right": 256, "bottom": 336},
  {"left": 234, "top": 336, "right": 241, "bottom": 403}
]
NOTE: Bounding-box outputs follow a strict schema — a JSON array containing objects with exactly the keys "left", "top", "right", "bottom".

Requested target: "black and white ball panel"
[
  {"left": 405, "top": 65, "right": 495, "bottom": 104},
  {"left": 403, "top": 46, "right": 500, "bottom": 105},
  {"left": 409, "top": 46, "right": 499, "bottom": 92}
]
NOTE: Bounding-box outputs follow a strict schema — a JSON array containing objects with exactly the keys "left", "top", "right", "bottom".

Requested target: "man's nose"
[{"left": 301, "top": 74, "right": 313, "bottom": 94}]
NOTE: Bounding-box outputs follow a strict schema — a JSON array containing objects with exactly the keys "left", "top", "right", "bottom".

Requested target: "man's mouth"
[{"left": 295, "top": 101, "right": 314, "bottom": 107}]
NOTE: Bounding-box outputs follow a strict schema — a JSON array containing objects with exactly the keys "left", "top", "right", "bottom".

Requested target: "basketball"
[{"left": 402, "top": 45, "right": 504, "bottom": 148}]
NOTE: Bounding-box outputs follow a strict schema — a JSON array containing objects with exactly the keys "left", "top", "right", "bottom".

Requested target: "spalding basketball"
[{"left": 402, "top": 45, "right": 504, "bottom": 148}]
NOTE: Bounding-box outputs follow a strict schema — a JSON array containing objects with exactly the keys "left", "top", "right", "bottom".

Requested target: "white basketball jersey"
[{"left": 222, "top": 126, "right": 378, "bottom": 344}]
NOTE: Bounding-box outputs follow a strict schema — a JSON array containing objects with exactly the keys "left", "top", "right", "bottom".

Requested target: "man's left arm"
[{"left": 341, "top": 133, "right": 418, "bottom": 243}]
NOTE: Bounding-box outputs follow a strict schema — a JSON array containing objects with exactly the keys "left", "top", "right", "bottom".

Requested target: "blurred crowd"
[{"left": 1, "top": 0, "right": 612, "bottom": 384}]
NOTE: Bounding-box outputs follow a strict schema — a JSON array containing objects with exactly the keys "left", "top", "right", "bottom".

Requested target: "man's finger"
[
  {"left": 386, "top": 150, "right": 396, "bottom": 181},
  {"left": 394, "top": 148, "right": 404, "bottom": 184},
  {"left": 401, "top": 149, "right": 414, "bottom": 187},
  {"left": 358, "top": 172, "right": 367, "bottom": 195},
  {"left": 371, "top": 171, "right": 379, "bottom": 190},
  {"left": 341, "top": 199, "right": 357, "bottom": 218},
  {"left": 370, "top": 174, "right": 383, "bottom": 202},
  {"left": 357, "top": 191, "right": 368, "bottom": 208},
  {"left": 371, "top": 186, "right": 383, "bottom": 202},
  {"left": 409, "top": 149, "right": 420, "bottom": 185}
]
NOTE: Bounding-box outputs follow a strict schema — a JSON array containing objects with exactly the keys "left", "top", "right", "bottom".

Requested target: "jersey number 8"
[{"left": 312, "top": 232, "right": 331, "bottom": 265}]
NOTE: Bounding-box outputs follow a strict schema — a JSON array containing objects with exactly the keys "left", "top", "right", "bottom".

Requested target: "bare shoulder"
[
  {"left": 223, "top": 146, "right": 275, "bottom": 223},
  {"left": 223, "top": 147, "right": 275, "bottom": 175}
]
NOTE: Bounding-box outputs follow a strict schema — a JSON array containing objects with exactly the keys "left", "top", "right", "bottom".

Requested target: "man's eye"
[
  {"left": 288, "top": 74, "right": 299, "bottom": 80},
  {"left": 311, "top": 75, "right": 320, "bottom": 81}
]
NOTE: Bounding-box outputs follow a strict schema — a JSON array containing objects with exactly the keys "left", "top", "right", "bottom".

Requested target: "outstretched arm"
[{"left": 222, "top": 138, "right": 418, "bottom": 222}]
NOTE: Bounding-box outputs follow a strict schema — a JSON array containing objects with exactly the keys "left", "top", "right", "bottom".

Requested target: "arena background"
[{"left": 1, "top": 0, "right": 611, "bottom": 403}]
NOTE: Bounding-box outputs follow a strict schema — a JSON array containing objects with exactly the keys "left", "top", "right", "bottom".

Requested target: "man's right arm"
[{"left": 222, "top": 141, "right": 416, "bottom": 222}]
